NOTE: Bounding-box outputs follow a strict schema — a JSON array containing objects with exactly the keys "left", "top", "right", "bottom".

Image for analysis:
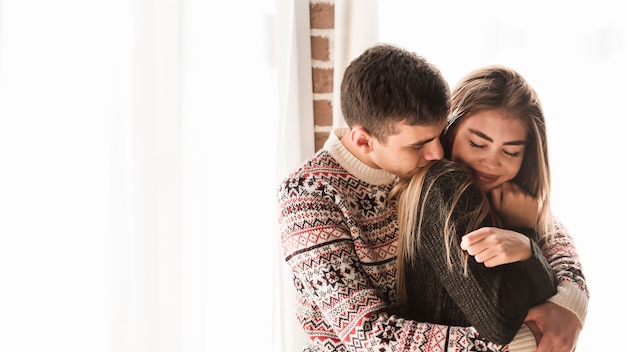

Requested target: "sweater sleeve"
[
  {"left": 509, "top": 231, "right": 561, "bottom": 299},
  {"left": 278, "top": 169, "right": 509, "bottom": 352},
  {"left": 415, "top": 165, "right": 558, "bottom": 345},
  {"left": 541, "top": 219, "right": 589, "bottom": 325}
]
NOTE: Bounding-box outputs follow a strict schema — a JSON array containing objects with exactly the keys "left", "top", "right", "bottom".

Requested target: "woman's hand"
[
  {"left": 460, "top": 227, "right": 532, "bottom": 267},
  {"left": 490, "top": 181, "right": 538, "bottom": 228}
]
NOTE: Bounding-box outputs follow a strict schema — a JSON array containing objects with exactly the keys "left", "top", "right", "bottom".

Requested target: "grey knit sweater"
[{"left": 401, "top": 160, "right": 558, "bottom": 345}]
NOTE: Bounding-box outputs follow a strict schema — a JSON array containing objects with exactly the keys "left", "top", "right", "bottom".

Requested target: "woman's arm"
[
  {"left": 410, "top": 164, "right": 558, "bottom": 344},
  {"left": 463, "top": 183, "right": 589, "bottom": 327},
  {"left": 457, "top": 182, "right": 589, "bottom": 349}
]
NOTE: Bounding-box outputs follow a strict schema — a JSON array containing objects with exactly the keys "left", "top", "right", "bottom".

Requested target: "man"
[{"left": 277, "top": 43, "right": 584, "bottom": 351}]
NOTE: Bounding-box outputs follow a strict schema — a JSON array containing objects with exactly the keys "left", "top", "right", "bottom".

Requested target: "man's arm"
[
  {"left": 278, "top": 170, "right": 511, "bottom": 351},
  {"left": 525, "top": 219, "right": 589, "bottom": 352},
  {"left": 541, "top": 219, "right": 589, "bottom": 325}
]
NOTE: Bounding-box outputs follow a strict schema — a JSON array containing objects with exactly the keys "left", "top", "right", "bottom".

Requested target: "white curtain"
[
  {"left": 271, "top": 1, "right": 313, "bottom": 351},
  {"left": 113, "top": 0, "right": 183, "bottom": 350},
  {"left": 0, "top": 1, "right": 123, "bottom": 350},
  {"left": 0, "top": 0, "right": 284, "bottom": 351}
]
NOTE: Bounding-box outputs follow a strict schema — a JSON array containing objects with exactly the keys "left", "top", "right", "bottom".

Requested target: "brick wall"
[{"left": 310, "top": 0, "right": 334, "bottom": 151}]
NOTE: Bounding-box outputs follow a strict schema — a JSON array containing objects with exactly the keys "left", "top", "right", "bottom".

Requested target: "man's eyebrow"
[
  {"left": 468, "top": 128, "right": 526, "bottom": 146},
  {"left": 410, "top": 136, "right": 436, "bottom": 147}
]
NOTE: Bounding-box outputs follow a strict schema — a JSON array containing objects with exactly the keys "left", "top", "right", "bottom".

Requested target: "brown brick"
[
  {"left": 311, "top": 36, "right": 330, "bottom": 61},
  {"left": 313, "top": 99, "right": 333, "bottom": 126},
  {"left": 312, "top": 68, "right": 333, "bottom": 93},
  {"left": 315, "top": 132, "right": 330, "bottom": 151},
  {"left": 310, "top": 3, "right": 334, "bottom": 29}
]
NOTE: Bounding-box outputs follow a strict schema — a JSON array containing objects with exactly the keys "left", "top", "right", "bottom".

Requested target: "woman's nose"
[{"left": 480, "top": 152, "right": 500, "bottom": 169}]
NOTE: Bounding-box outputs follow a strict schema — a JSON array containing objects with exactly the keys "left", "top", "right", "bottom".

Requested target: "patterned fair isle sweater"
[{"left": 277, "top": 128, "right": 589, "bottom": 352}]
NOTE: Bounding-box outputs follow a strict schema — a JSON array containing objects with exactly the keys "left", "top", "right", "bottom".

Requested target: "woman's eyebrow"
[
  {"left": 468, "top": 128, "right": 527, "bottom": 146},
  {"left": 503, "top": 139, "right": 527, "bottom": 146},
  {"left": 468, "top": 128, "right": 492, "bottom": 142}
]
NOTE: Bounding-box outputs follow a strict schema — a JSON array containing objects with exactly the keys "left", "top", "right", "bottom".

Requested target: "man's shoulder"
[
  {"left": 277, "top": 149, "right": 343, "bottom": 196},
  {"left": 280, "top": 149, "right": 341, "bottom": 182}
]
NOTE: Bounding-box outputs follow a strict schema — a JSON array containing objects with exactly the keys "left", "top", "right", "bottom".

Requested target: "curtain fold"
[
  {"left": 112, "top": 1, "right": 183, "bottom": 351},
  {"left": 272, "top": 1, "right": 314, "bottom": 351}
]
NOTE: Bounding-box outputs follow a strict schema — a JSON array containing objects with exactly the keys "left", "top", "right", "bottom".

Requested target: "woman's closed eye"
[
  {"left": 503, "top": 149, "right": 521, "bottom": 158},
  {"left": 470, "top": 139, "right": 522, "bottom": 158},
  {"left": 469, "top": 140, "right": 485, "bottom": 149}
]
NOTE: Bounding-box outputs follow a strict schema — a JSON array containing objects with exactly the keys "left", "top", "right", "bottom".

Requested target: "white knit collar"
[{"left": 324, "top": 127, "right": 397, "bottom": 186}]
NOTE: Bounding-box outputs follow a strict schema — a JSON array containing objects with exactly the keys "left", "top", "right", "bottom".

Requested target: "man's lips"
[{"left": 473, "top": 170, "right": 499, "bottom": 184}]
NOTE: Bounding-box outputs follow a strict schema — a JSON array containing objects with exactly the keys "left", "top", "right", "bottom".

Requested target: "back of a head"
[
  {"left": 340, "top": 43, "right": 450, "bottom": 141},
  {"left": 393, "top": 160, "right": 496, "bottom": 306}
]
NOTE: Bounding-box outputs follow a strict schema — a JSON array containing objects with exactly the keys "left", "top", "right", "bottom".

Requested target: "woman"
[{"left": 393, "top": 66, "right": 588, "bottom": 347}]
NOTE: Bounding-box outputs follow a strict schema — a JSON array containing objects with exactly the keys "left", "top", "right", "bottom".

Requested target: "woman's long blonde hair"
[{"left": 391, "top": 161, "right": 499, "bottom": 307}]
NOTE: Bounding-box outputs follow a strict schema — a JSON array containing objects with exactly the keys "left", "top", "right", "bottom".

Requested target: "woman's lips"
[{"left": 473, "top": 170, "right": 499, "bottom": 184}]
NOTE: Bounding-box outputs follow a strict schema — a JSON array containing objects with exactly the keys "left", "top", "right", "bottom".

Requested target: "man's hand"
[
  {"left": 525, "top": 301, "right": 581, "bottom": 352},
  {"left": 460, "top": 227, "right": 532, "bottom": 267}
]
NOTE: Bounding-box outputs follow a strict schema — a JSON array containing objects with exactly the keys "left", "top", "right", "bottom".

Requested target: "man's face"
[{"left": 369, "top": 121, "right": 446, "bottom": 178}]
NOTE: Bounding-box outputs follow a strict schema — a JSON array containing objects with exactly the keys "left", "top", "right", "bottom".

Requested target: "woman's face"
[{"left": 450, "top": 109, "right": 528, "bottom": 193}]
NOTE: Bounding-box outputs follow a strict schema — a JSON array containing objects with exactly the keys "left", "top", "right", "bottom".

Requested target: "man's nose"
[{"left": 424, "top": 139, "right": 444, "bottom": 161}]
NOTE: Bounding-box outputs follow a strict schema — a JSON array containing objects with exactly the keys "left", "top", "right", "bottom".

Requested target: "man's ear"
[{"left": 350, "top": 126, "right": 374, "bottom": 153}]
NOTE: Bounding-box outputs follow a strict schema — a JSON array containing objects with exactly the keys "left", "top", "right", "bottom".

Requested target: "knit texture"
[
  {"left": 401, "top": 161, "right": 558, "bottom": 345},
  {"left": 277, "top": 128, "right": 588, "bottom": 352},
  {"left": 542, "top": 222, "right": 590, "bottom": 325}
]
